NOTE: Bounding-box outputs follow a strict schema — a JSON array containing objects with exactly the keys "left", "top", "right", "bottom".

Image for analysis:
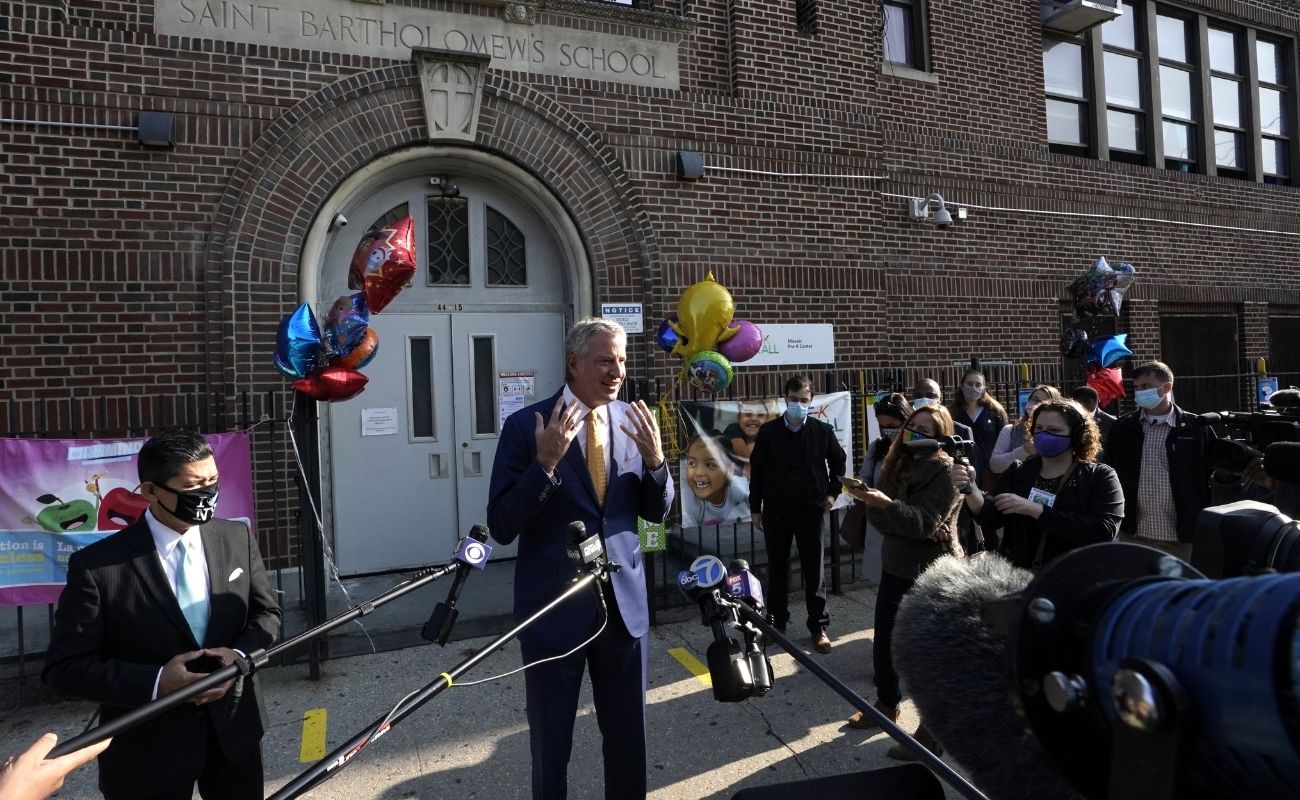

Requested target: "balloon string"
[
  {"left": 286, "top": 398, "right": 378, "bottom": 655},
  {"left": 657, "top": 372, "right": 684, "bottom": 463}
]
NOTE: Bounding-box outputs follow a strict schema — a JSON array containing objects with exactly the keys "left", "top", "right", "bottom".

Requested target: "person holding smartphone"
[
  {"left": 953, "top": 399, "right": 1123, "bottom": 572},
  {"left": 841, "top": 404, "right": 963, "bottom": 760}
]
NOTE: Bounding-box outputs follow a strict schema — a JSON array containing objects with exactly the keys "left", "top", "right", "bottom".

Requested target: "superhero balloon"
[
  {"left": 332, "top": 327, "right": 379, "bottom": 370},
  {"left": 686, "top": 351, "right": 734, "bottom": 394},
  {"left": 349, "top": 216, "right": 416, "bottom": 313},
  {"left": 669, "top": 272, "right": 740, "bottom": 362},
  {"left": 1070, "top": 257, "right": 1137, "bottom": 319},
  {"left": 1085, "top": 365, "right": 1125, "bottom": 409},
  {"left": 1059, "top": 325, "right": 1090, "bottom": 359},
  {"left": 323, "top": 293, "right": 369, "bottom": 353},
  {"left": 275, "top": 303, "right": 324, "bottom": 379},
  {"left": 717, "top": 319, "right": 763, "bottom": 363},
  {"left": 1089, "top": 333, "right": 1133, "bottom": 368},
  {"left": 293, "top": 366, "right": 369, "bottom": 402}
]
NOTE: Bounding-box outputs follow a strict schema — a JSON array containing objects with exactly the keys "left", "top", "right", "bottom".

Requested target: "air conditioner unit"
[{"left": 1042, "top": 0, "right": 1122, "bottom": 35}]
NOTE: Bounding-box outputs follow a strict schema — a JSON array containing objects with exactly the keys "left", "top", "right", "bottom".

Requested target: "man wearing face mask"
[
  {"left": 749, "top": 375, "right": 846, "bottom": 652},
  {"left": 44, "top": 429, "right": 281, "bottom": 800},
  {"left": 911, "top": 378, "right": 975, "bottom": 449},
  {"left": 1104, "top": 361, "right": 1215, "bottom": 561}
]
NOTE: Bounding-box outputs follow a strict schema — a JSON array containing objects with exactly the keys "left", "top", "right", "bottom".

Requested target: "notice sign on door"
[
  {"left": 361, "top": 407, "right": 399, "bottom": 437},
  {"left": 500, "top": 371, "right": 536, "bottom": 428}
]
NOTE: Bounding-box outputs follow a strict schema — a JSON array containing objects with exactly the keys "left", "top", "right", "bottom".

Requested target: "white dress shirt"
[{"left": 145, "top": 508, "right": 209, "bottom": 700}]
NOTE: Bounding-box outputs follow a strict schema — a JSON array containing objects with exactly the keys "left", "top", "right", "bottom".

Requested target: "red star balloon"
[{"left": 349, "top": 216, "right": 416, "bottom": 313}]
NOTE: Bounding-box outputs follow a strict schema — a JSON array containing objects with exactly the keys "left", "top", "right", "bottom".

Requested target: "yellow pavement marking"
[
  {"left": 668, "top": 647, "right": 712, "bottom": 687},
  {"left": 300, "top": 708, "right": 327, "bottom": 762}
]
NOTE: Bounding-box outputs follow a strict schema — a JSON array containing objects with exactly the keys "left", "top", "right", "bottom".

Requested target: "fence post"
[{"left": 292, "top": 391, "right": 328, "bottom": 679}]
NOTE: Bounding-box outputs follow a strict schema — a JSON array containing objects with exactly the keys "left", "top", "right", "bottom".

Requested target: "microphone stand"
[
  {"left": 723, "top": 599, "right": 990, "bottom": 800},
  {"left": 268, "top": 560, "right": 616, "bottom": 800},
  {"left": 47, "top": 560, "right": 463, "bottom": 759}
]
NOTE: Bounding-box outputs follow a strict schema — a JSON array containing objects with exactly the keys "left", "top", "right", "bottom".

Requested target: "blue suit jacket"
[{"left": 488, "top": 391, "right": 674, "bottom": 650}]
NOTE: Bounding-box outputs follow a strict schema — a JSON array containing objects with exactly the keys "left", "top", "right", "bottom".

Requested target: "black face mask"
[{"left": 161, "top": 481, "right": 220, "bottom": 526}]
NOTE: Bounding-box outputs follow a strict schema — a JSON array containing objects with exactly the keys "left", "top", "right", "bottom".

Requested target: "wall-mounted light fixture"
[{"left": 907, "top": 193, "right": 957, "bottom": 228}]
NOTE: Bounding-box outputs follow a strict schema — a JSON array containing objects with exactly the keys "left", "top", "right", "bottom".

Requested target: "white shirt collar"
[
  {"left": 1141, "top": 405, "right": 1177, "bottom": 427},
  {"left": 562, "top": 385, "right": 607, "bottom": 424},
  {"left": 145, "top": 507, "right": 200, "bottom": 557}
]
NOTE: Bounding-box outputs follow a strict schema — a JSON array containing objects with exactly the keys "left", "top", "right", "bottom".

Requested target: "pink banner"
[{"left": 0, "top": 432, "right": 256, "bottom": 607}]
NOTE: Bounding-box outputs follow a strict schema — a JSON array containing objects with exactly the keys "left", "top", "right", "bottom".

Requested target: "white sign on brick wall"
[{"left": 741, "top": 324, "right": 835, "bottom": 367}]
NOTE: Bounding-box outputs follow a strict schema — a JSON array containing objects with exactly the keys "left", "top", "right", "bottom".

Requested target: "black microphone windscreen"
[
  {"left": 1265, "top": 442, "right": 1300, "bottom": 483},
  {"left": 893, "top": 555, "right": 1084, "bottom": 800},
  {"left": 1268, "top": 387, "right": 1300, "bottom": 409},
  {"left": 469, "top": 524, "right": 490, "bottom": 542},
  {"left": 729, "top": 558, "right": 750, "bottom": 572},
  {"left": 899, "top": 439, "right": 943, "bottom": 455}
]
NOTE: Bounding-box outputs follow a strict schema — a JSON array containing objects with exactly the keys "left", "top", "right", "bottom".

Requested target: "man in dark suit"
[
  {"left": 44, "top": 429, "right": 281, "bottom": 800},
  {"left": 487, "top": 318, "right": 673, "bottom": 800},
  {"left": 749, "top": 374, "right": 846, "bottom": 652},
  {"left": 1071, "top": 385, "right": 1116, "bottom": 444}
]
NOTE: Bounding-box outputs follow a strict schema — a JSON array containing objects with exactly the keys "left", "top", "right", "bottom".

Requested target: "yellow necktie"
[{"left": 587, "top": 410, "right": 607, "bottom": 506}]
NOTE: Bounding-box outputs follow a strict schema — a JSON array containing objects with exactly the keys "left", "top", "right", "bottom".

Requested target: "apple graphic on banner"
[
  {"left": 97, "top": 486, "right": 151, "bottom": 531},
  {"left": 35, "top": 494, "right": 97, "bottom": 533}
]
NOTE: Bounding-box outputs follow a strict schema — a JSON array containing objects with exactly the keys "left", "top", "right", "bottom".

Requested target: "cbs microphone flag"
[{"left": 0, "top": 432, "right": 257, "bottom": 607}]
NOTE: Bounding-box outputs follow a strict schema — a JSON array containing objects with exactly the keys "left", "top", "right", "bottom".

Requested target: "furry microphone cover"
[{"left": 893, "top": 554, "right": 1085, "bottom": 800}]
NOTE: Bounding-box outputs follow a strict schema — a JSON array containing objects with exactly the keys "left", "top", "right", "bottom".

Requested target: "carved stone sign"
[
  {"left": 155, "top": 0, "right": 680, "bottom": 90},
  {"left": 413, "top": 49, "right": 487, "bottom": 141}
]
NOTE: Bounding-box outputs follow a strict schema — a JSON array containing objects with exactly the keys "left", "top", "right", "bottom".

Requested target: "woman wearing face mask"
[
  {"left": 858, "top": 393, "right": 910, "bottom": 487},
  {"left": 841, "top": 405, "right": 963, "bottom": 761},
  {"left": 989, "top": 384, "right": 1063, "bottom": 475},
  {"left": 948, "top": 369, "right": 1008, "bottom": 491},
  {"left": 953, "top": 399, "right": 1123, "bottom": 572}
]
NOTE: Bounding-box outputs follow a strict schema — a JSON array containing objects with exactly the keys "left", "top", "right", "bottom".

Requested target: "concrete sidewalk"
[{"left": 1, "top": 583, "right": 967, "bottom": 799}]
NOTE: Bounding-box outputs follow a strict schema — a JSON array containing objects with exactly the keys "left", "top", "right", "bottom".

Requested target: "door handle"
[
  {"left": 429, "top": 453, "right": 449, "bottom": 479},
  {"left": 463, "top": 450, "right": 482, "bottom": 476}
]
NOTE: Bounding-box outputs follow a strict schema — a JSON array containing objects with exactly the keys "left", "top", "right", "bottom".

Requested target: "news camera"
[{"left": 1201, "top": 388, "right": 1300, "bottom": 523}]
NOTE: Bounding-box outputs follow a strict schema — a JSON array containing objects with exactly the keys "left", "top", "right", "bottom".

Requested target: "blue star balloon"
[
  {"left": 1088, "top": 333, "right": 1132, "bottom": 368},
  {"left": 275, "top": 303, "right": 324, "bottom": 379}
]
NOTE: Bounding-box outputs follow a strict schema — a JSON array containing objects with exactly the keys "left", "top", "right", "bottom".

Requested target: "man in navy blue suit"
[{"left": 488, "top": 317, "right": 674, "bottom": 800}]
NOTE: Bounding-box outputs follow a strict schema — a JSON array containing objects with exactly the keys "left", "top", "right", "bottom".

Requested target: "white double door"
[{"left": 329, "top": 311, "right": 564, "bottom": 573}]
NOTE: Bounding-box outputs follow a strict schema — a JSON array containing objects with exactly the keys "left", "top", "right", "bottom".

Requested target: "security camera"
[{"left": 329, "top": 213, "right": 348, "bottom": 232}]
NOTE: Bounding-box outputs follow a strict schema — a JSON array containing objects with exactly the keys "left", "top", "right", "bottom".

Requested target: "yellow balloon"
[{"left": 669, "top": 272, "right": 740, "bottom": 361}]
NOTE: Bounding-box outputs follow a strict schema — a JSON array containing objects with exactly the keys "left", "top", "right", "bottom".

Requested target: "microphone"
[
  {"left": 724, "top": 559, "right": 766, "bottom": 610},
  {"left": 1267, "top": 387, "right": 1300, "bottom": 409},
  {"left": 421, "top": 525, "right": 492, "bottom": 646},
  {"left": 565, "top": 520, "right": 605, "bottom": 568},
  {"left": 679, "top": 555, "right": 755, "bottom": 702},
  {"left": 725, "top": 559, "right": 772, "bottom": 696},
  {"left": 1265, "top": 441, "right": 1300, "bottom": 483},
  {"left": 892, "top": 555, "right": 1081, "bottom": 800}
]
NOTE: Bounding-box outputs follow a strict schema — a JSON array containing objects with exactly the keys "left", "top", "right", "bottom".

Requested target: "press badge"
[{"left": 1027, "top": 487, "right": 1057, "bottom": 507}]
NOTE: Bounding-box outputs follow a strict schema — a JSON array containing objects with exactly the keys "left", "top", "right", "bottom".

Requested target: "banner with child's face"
[{"left": 677, "top": 392, "right": 852, "bottom": 528}]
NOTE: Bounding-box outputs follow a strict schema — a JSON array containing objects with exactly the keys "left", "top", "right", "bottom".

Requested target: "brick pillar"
[
  {"left": 1118, "top": 299, "right": 1161, "bottom": 415},
  {"left": 1240, "top": 301, "right": 1270, "bottom": 409}
]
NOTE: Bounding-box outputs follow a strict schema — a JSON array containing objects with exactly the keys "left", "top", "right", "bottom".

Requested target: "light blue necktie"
[{"left": 175, "top": 537, "right": 209, "bottom": 646}]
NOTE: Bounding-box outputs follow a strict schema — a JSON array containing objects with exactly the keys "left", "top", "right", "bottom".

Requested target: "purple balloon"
[
  {"left": 656, "top": 315, "right": 680, "bottom": 354},
  {"left": 717, "top": 320, "right": 764, "bottom": 363}
]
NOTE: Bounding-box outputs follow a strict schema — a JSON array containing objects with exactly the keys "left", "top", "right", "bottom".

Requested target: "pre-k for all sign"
[
  {"left": 157, "top": 0, "right": 681, "bottom": 90},
  {"left": 741, "top": 324, "right": 836, "bottom": 367}
]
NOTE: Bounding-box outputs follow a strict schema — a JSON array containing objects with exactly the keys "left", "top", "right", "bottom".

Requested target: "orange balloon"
[{"left": 333, "top": 328, "right": 378, "bottom": 370}]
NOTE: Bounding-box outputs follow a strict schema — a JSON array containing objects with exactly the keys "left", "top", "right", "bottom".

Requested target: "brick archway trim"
[{"left": 204, "top": 64, "right": 661, "bottom": 403}]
